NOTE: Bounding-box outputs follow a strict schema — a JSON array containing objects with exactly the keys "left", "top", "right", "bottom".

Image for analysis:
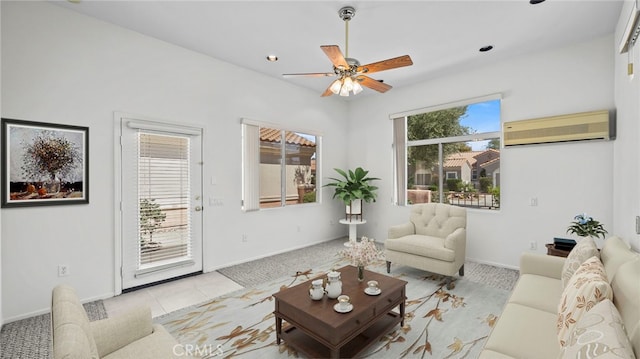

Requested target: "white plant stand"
[{"left": 339, "top": 219, "right": 366, "bottom": 247}]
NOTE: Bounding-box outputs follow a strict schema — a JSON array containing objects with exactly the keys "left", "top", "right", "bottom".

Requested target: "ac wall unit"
[
  {"left": 619, "top": 1, "right": 640, "bottom": 54},
  {"left": 503, "top": 110, "right": 615, "bottom": 147}
]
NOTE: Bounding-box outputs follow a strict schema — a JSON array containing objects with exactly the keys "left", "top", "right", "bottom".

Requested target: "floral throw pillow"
[
  {"left": 557, "top": 256, "right": 613, "bottom": 347},
  {"left": 561, "top": 237, "right": 600, "bottom": 288},
  {"left": 560, "top": 299, "right": 636, "bottom": 359}
]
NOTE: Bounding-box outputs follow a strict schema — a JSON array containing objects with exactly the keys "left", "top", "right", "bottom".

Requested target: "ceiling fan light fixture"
[
  {"left": 339, "top": 83, "right": 350, "bottom": 96},
  {"left": 352, "top": 80, "right": 363, "bottom": 95},
  {"left": 329, "top": 79, "right": 343, "bottom": 95},
  {"left": 330, "top": 76, "right": 362, "bottom": 96},
  {"left": 283, "top": 5, "right": 412, "bottom": 97},
  {"left": 342, "top": 77, "right": 354, "bottom": 91}
]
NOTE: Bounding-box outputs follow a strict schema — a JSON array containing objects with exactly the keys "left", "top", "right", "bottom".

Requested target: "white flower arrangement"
[{"left": 339, "top": 236, "right": 385, "bottom": 267}]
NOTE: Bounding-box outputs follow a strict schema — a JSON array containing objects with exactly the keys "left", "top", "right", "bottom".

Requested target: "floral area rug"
[{"left": 156, "top": 258, "right": 509, "bottom": 358}]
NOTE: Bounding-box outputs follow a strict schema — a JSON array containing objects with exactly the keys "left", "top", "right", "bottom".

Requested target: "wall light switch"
[{"left": 209, "top": 197, "right": 224, "bottom": 207}]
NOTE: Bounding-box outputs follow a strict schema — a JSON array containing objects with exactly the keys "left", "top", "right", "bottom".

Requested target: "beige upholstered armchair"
[
  {"left": 385, "top": 203, "right": 467, "bottom": 287},
  {"left": 52, "top": 284, "right": 193, "bottom": 359}
]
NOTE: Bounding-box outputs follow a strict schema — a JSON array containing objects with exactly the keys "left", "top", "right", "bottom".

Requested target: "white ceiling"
[{"left": 52, "top": 0, "right": 624, "bottom": 100}]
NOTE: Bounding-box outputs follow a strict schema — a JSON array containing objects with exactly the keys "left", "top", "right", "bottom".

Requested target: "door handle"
[{"left": 195, "top": 206, "right": 203, "bottom": 212}]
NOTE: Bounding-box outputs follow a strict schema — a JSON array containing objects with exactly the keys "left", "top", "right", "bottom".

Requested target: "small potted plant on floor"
[{"left": 324, "top": 167, "right": 379, "bottom": 221}]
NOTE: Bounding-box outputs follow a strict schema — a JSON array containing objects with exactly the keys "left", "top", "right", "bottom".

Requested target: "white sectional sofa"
[{"left": 480, "top": 236, "right": 639, "bottom": 358}]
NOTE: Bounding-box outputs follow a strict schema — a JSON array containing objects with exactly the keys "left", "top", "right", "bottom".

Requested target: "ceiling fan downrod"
[{"left": 339, "top": 6, "right": 355, "bottom": 60}]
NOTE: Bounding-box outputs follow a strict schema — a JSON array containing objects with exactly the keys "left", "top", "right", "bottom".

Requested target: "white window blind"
[
  {"left": 137, "top": 132, "right": 192, "bottom": 269},
  {"left": 393, "top": 117, "right": 407, "bottom": 206},
  {"left": 242, "top": 123, "right": 260, "bottom": 211}
]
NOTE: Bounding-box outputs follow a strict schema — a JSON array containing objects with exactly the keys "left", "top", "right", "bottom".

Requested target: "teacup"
[
  {"left": 367, "top": 280, "right": 379, "bottom": 290},
  {"left": 337, "top": 294, "right": 350, "bottom": 309}
]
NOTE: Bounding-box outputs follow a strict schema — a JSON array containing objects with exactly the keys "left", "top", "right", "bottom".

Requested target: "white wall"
[
  {"left": 613, "top": 0, "right": 640, "bottom": 251},
  {"left": 0, "top": 2, "right": 348, "bottom": 322},
  {"left": 1, "top": 1, "right": 636, "bottom": 323},
  {"left": 349, "top": 35, "right": 617, "bottom": 268}
]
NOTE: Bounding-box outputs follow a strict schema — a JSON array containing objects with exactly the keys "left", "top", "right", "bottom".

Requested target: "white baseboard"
[{"left": 3, "top": 291, "right": 115, "bottom": 324}]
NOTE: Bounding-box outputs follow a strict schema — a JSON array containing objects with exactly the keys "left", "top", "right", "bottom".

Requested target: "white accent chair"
[{"left": 385, "top": 203, "right": 467, "bottom": 287}]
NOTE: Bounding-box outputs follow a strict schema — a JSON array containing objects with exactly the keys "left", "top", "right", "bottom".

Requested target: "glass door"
[{"left": 119, "top": 117, "right": 203, "bottom": 289}]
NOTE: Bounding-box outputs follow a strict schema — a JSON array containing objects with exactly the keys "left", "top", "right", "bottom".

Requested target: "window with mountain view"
[{"left": 394, "top": 97, "right": 501, "bottom": 210}]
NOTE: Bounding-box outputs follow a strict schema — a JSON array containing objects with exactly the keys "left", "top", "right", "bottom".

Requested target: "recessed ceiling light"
[
  {"left": 479, "top": 45, "right": 494, "bottom": 52},
  {"left": 530, "top": 0, "right": 546, "bottom": 4},
  {"left": 266, "top": 55, "right": 278, "bottom": 62}
]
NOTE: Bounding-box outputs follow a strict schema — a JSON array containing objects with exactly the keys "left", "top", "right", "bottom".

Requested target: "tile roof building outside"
[{"left": 260, "top": 128, "right": 315, "bottom": 147}]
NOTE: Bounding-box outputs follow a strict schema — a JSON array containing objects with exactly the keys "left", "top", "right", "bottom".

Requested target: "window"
[
  {"left": 138, "top": 133, "right": 191, "bottom": 265},
  {"left": 393, "top": 96, "right": 501, "bottom": 209},
  {"left": 243, "top": 121, "right": 320, "bottom": 211},
  {"left": 416, "top": 173, "right": 430, "bottom": 186}
]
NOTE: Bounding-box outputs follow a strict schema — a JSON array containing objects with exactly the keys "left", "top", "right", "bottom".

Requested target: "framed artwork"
[{"left": 1, "top": 118, "right": 89, "bottom": 207}]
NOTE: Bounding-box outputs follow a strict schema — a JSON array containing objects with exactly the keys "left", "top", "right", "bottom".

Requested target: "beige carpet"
[
  {"left": 158, "top": 258, "right": 514, "bottom": 358},
  {"left": 218, "top": 238, "right": 519, "bottom": 291},
  {"left": 0, "top": 301, "right": 106, "bottom": 359}
]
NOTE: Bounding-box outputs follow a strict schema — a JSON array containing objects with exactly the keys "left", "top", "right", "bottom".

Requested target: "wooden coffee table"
[{"left": 273, "top": 265, "right": 407, "bottom": 358}]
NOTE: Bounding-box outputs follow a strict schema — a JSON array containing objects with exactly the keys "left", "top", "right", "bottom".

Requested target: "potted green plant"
[
  {"left": 566, "top": 213, "right": 607, "bottom": 239},
  {"left": 324, "top": 167, "right": 379, "bottom": 220}
]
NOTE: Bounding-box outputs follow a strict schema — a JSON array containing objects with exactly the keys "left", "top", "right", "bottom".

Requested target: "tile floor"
[{"left": 103, "top": 271, "right": 243, "bottom": 318}]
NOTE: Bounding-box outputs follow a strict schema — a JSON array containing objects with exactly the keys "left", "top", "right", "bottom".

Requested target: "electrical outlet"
[
  {"left": 529, "top": 241, "right": 537, "bottom": 250},
  {"left": 241, "top": 234, "right": 248, "bottom": 243},
  {"left": 530, "top": 197, "right": 538, "bottom": 206},
  {"left": 58, "top": 265, "right": 70, "bottom": 277}
]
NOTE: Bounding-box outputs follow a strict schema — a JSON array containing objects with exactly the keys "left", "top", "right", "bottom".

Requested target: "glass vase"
[
  {"left": 357, "top": 265, "right": 365, "bottom": 282},
  {"left": 43, "top": 175, "right": 61, "bottom": 194}
]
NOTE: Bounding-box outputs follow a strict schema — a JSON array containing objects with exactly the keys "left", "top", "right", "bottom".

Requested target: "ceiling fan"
[{"left": 283, "top": 6, "right": 413, "bottom": 97}]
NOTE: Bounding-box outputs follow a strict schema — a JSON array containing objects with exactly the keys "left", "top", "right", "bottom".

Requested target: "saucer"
[
  {"left": 333, "top": 303, "right": 353, "bottom": 313},
  {"left": 365, "top": 287, "right": 381, "bottom": 296}
]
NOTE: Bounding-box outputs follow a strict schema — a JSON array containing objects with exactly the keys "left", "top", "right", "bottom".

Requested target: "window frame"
[
  {"left": 241, "top": 118, "right": 322, "bottom": 211},
  {"left": 391, "top": 94, "right": 502, "bottom": 208}
]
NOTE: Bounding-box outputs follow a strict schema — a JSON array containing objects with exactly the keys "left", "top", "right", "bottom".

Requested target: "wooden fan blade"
[
  {"left": 357, "top": 55, "right": 413, "bottom": 74},
  {"left": 356, "top": 75, "right": 392, "bottom": 93},
  {"left": 321, "top": 85, "right": 334, "bottom": 97},
  {"left": 283, "top": 72, "right": 336, "bottom": 78},
  {"left": 321, "top": 45, "right": 349, "bottom": 69}
]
